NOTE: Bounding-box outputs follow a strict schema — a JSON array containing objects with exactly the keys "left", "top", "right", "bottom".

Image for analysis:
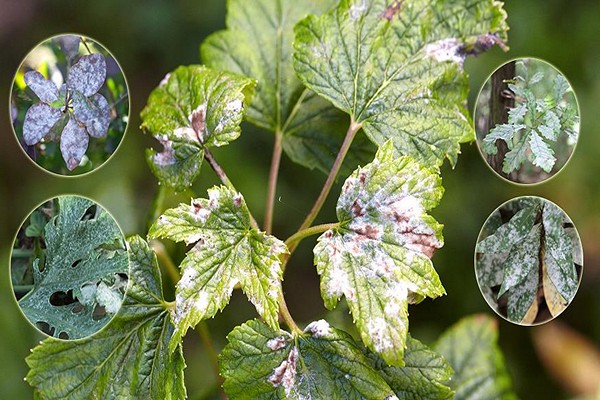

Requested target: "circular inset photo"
[
  {"left": 10, "top": 195, "right": 130, "bottom": 339},
  {"left": 474, "top": 196, "right": 583, "bottom": 325},
  {"left": 10, "top": 34, "right": 129, "bottom": 175},
  {"left": 474, "top": 58, "right": 580, "bottom": 184}
]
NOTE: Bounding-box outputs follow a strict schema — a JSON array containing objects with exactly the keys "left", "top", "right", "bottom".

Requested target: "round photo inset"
[
  {"left": 10, "top": 195, "right": 129, "bottom": 339},
  {"left": 474, "top": 58, "right": 580, "bottom": 184},
  {"left": 10, "top": 34, "right": 129, "bottom": 175},
  {"left": 474, "top": 196, "right": 583, "bottom": 325}
]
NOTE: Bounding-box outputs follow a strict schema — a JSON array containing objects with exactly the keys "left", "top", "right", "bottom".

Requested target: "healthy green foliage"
[
  {"left": 476, "top": 198, "right": 579, "bottom": 322},
  {"left": 140, "top": 65, "right": 255, "bottom": 191},
  {"left": 482, "top": 61, "right": 579, "bottom": 174},
  {"left": 18, "top": 196, "right": 128, "bottom": 339},
  {"left": 149, "top": 186, "right": 288, "bottom": 350},
  {"left": 23, "top": 53, "right": 110, "bottom": 170},
  {"left": 220, "top": 319, "right": 452, "bottom": 399},
  {"left": 201, "top": 0, "right": 376, "bottom": 175},
  {"left": 25, "top": 236, "right": 186, "bottom": 399},
  {"left": 293, "top": 0, "right": 508, "bottom": 167},
  {"left": 314, "top": 141, "right": 445, "bottom": 366},
  {"left": 434, "top": 314, "right": 516, "bottom": 400}
]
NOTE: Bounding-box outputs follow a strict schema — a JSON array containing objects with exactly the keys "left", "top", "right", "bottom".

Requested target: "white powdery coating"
[
  {"left": 326, "top": 265, "right": 354, "bottom": 300},
  {"left": 266, "top": 336, "right": 288, "bottom": 351},
  {"left": 153, "top": 137, "right": 176, "bottom": 166},
  {"left": 190, "top": 199, "right": 211, "bottom": 224},
  {"left": 173, "top": 126, "right": 198, "bottom": 142},
  {"left": 207, "top": 188, "right": 222, "bottom": 209},
  {"left": 349, "top": 0, "right": 367, "bottom": 20},
  {"left": 159, "top": 72, "right": 171, "bottom": 87},
  {"left": 214, "top": 99, "right": 243, "bottom": 134},
  {"left": 424, "top": 38, "right": 465, "bottom": 64},
  {"left": 367, "top": 317, "right": 393, "bottom": 352},
  {"left": 225, "top": 99, "right": 242, "bottom": 114},
  {"left": 95, "top": 281, "right": 122, "bottom": 314},
  {"left": 268, "top": 347, "right": 298, "bottom": 396},
  {"left": 305, "top": 320, "right": 331, "bottom": 338},
  {"left": 386, "top": 396, "right": 400, "bottom": 400},
  {"left": 178, "top": 266, "right": 199, "bottom": 290},
  {"left": 194, "top": 290, "right": 210, "bottom": 314}
]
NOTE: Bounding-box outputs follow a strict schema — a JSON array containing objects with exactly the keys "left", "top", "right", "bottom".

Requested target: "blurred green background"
[{"left": 0, "top": 1, "right": 598, "bottom": 398}]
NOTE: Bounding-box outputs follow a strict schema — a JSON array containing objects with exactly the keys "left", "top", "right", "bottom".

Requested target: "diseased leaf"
[
  {"left": 529, "top": 130, "right": 556, "bottom": 172},
  {"left": 482, "top": 124, "right": 525, "bottom": 155},
  {"left": 294, "top": 0, "right": 508, "bottom": 166},
  {"left": 502, "top": 135, "right": 529, "bottom": 174},
  {"left": 542, "top": 202, "right": 578, "bottom": 303},
  {"left": 60, "top": 117, "right": 90, "bottom": 170},
  {"left": 18, "top": 196, "right": 128, "bottom": 339},
  {"left": 201, "top": 0, "right": 375, "bottom": 175},
  {"left": 25, "top": 236, "right": 186, "bottom": 400},
  {"left": 57, "top": 35, "right": 81, "bottom": 61},
  {"left": 220, "top": 319, "right": 397, "bottom": 399},
  {"left": 477, "top": 205, "right": 539, "bottom": 254},
  {"left": 24, "top": 71, "right": 59, "bottom": 103},
  {"left": 435, "top": 315, "right": 516, "bottom": 400},
  {"left": 314, "top": 141, "right": 445, "bottom": 366},
  {"left": 370, "top": 335, "right": 454, "bottom": 400},
  {"left": 149, "top": 186, "right": 288, "bottom": 350},
  {"left": 67, "top": 53, "right": 107, "bottom": 97},
  {"left": 141, "top": 66, "right": 255, "bottom": 190},
  {"left": 71, "top": 91, "right": 111, "bottom": 138},
  {"left": 22, "top": 103, "right": 63, "bottom": 146}
]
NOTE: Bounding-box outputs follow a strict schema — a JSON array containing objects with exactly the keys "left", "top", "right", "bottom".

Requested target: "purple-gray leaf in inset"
[
  {"left": 67, "top": 54, "right": 106, "bottom": 97},
  {"left": 71, "top": 91, "right": 111, "bottom": 138},
  {"left": 57, "top": 35, "right": 81, "bottom": 61},
  {"left": 22, "top": 103, "right": 62, "bottom": 145},
  {"left": 60, "top": 117, "right": 89, "bottom": 170},
  {"left": 24, "top": 71, "right": 59, "bottom": 103}
]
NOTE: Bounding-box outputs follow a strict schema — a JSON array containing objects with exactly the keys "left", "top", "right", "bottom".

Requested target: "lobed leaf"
[
  {"left": 294, "top": 0, "right": 508, "bottom": 167},
  {"left": 149, "top": 186, "right": 288, "bottom": 350},
  {"left": 529, "top": 130, "right": 555, "bottom": 173},
  {"left": 25, "top": 236, "right": 186, "bottom": 400},
  {"left": 434, "top": 314, "right": 516, "bottom": 400},
  {"left": 220, "top": 319, "right": 397, "bottom": 399},
  {"left": 19, "top": 196, "right": 128, "bottom": 340},
  {"left": 314, "top": 141, "right": 445, "bottom": 366},
  {"left": 141, "top": 65, "right": 255, "bottom": 190}
]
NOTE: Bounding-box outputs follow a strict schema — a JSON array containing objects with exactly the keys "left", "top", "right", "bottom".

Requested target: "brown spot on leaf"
[
  {"left": 192, "top": 200, "right": 203, "bottom": 214},
  {"left": 351, "top": 200, "right": 364, "bottom": 217},
  {"left": 359, "top": 171, "right": 367, "bottom": 185},
  {"left": 461, "top": 33, "right": 508, "bottom": 57},
  {"left": 353, "top": 224, "right": 381, "bottom": 240},
  {"left": 404, "top": 232, "right": 440, "bottom": 258},
  {"left": 190, "top": 105, "right": 207, "bottom": 142},
  {"left": 380, "top": 0, "right": 403, "bottom": 21}
]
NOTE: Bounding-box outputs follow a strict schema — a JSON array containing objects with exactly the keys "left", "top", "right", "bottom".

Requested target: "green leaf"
[
  {"left": 370, "top": 335, "right": 454, "bottom": 400},
  {"left": 477, "top": 205, "right": 539, "bottom": 254},
  {"left": 542, "top": 202, "right": 578, "bottom": 302},
  {"left": 314, "top": 141, "right": 445, "bottom": 366},
  {"left": 293, "top": 0, "right": 508, "bottom": 167},
  {"left": 25, "top": 236, "right": 186, "bottom": 400},
  {"left": 220, "top": 319, "right": 397, "bottom": 399},
  {"left": 435, "top": 314, "right": 516, "bottom": 400},
  {"left": 482, "top": 124, "right": 525, "bottom": 155},
  {"left": 140, "top": 65, "right": 255, "bottom": 190},
  {"left": 529, "top": 130, "right": 556, "bottom": 173},
  {"left": 18, "top": 196, "right": 128, "bottom": 339},
  {"left": 201, "top": 0, "right": 375, "bottom": 175},
  {"left": 553, "top": 74, "right": 570, "bottom": 102},
  {"left": 25, "top": 210, "right": 48, "bottom": 238},
  {"left": 149, "top": 186, "right": 288, "bottom": 350},
  {"left": 502, "top": 133, "right": 529, "bottom": 174}
]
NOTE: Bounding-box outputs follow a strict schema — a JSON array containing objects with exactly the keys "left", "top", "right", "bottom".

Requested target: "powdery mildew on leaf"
[
  {"left": 220, "top": 319, "right": 398, "bottom": 399},
  {"left": 140, "top": 65, "right": 254, "bottom": 190},
  {"left": 22, "top": 103, "right": 62, "bottom": 145},
  {"left": 60, "top": 117, "right": 90, "bottom": 170},
  {"left": 67, "top": 53, "right": 107, "bottom": 97},
  {"left": 25, "top": 236, "right": 186, "bottom": 400},
  {"left": 294, "top": 0, "right": 509, "bottom": 166},
  {"left": 18, "top": 196, "right": 128, "bottom": 339},
  {"left": 314, "top": 141, "right": 445, "bottom": 366},
  {"left": 24, "top": 70, "right": 59, "bottom": 103},
  {"left": 435, "top": 315, "right": 516, "bottom": 400},
  {"left": 149, "top": 186, "right": 288, "bottom": 351}
]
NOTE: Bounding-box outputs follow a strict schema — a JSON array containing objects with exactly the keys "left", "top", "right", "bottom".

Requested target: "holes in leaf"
[
  {"left": 71, "top": 259, "right": 82, "bottom": 268},
  {"left": 58, "top": 332, "right": 70, "bottom": 340},
  {"left": 92, "top": 304, "right": 107, "bottom": 321},
  {"left": 36, "top": 321, "right": 55, "bottom": 337},
  {"left": 49, "top": 290, "right": 78, "bottom": 306},
  {"left": 81, "top": 205, "right": 98, "bottom": 221},
  {"left": 72, "top": 303, "right": 84, "bottom": 314}
]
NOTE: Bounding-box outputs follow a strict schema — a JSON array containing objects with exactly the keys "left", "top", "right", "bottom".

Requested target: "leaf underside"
[
  {"left": 220, "top": 319, "right": 452, "bottom": 399},
  {"left": 25, "top": 236, "right": 186, "bottom": 400},
  {"left": 149, "top": 186, "right": 288, "bottom": 351},
  {"left": 294, "top": 0, "right": 509, "bottom": 167},
  {"left": 201, "top": 0, "right": 376, "bottom": 176},
  {"left": 18, "top": 196, "right": 128, "bottom": 339},
  {"left": 435, "top": 314, "right": 516, "bottom": 400},
  {"left": 314, "top": 141, "right": 445, "bottom": 366},
  {"left": 140, "top": 65, "right": 255, "bottom": 191}
]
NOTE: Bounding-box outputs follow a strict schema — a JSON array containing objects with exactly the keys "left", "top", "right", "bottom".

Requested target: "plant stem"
[
  {"left": 285, "top": 222, "right": 339, "bottom": 250},
  {"left": 11, "top": 248, "right": 33, "bottom": 257},
  {"left": 150, "top": 240, "right": 180, "bottom": 285},
  {"left": 205, "top": 149, "right": 259, "bottom": 230},
  {"left": 81, "top": 38, "right": 92, "bottom": 54},
  {"left": 296, "top": 120, "right": 361, "bottom": 236},
  {"left": 196, "top": 322, "right": 226, "bottom": 400},
  {"left": 279, "top": 291, "right": 302, "bottom": 335},
  {"left": 264, "top": 132, "right": 283, "bottom": 234}
]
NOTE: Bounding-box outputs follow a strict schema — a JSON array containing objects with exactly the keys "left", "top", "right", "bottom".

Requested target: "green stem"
[
  {"left": 285, "top": 223, "right": 339, "bottom": 251},
  {"left": 150, "top": 240, "right": 180, "bottom": 285},
  {"left": 279, "top": 292, "right": 302, "bottom": 335},
  {"left": 264, "top": 132, "right": 283, "bottom": 234},
  {"left": 205, "top": 149, "right": 259, "bottom": 230},
  {"left": 295, "top": 120, "right": 361, "bottom": 239},
  {"left": 196, "top": 322, "right": 226, "bottom": 400},
  {"left": 81, "top": 37, "right": 92, "bottom": 54},
  {"left": 11, "top": 248, "right": 33, "bottom": 258}
]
